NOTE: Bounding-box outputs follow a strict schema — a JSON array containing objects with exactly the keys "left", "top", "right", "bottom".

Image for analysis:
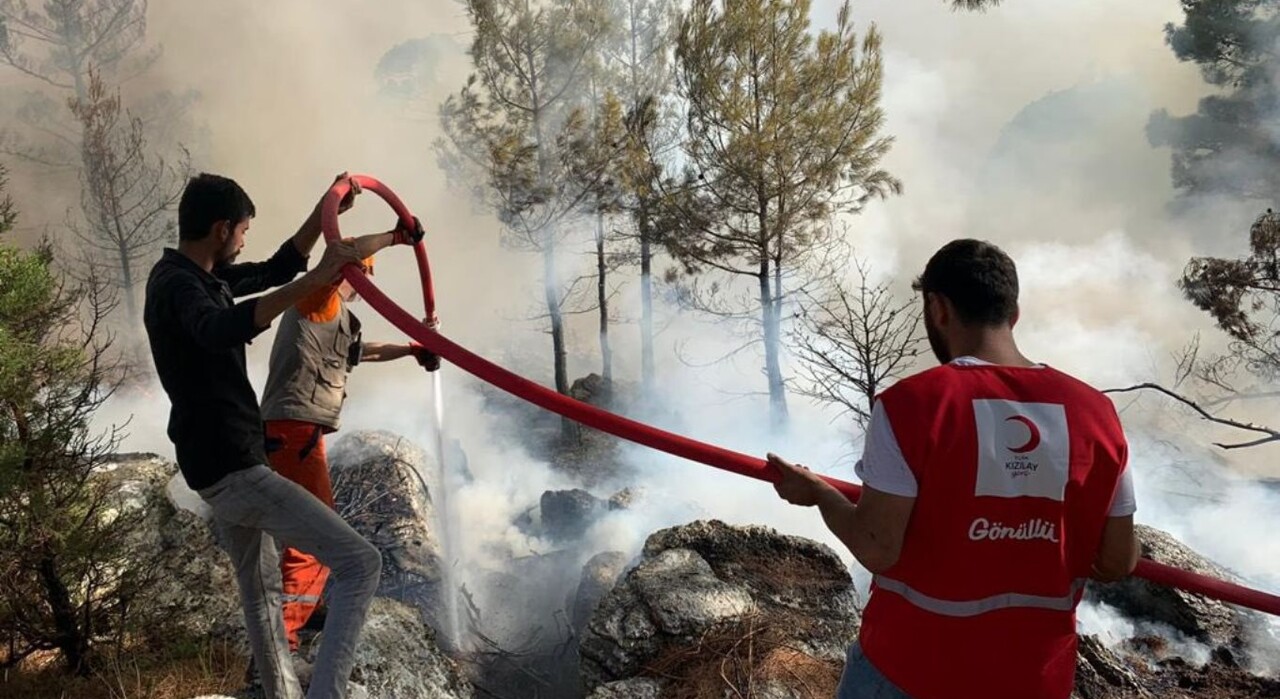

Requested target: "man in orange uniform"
[{"left": 259, "top": 217, "right": 439, "bottom": 653}]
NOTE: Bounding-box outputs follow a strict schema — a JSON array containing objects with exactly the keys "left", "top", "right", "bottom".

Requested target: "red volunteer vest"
[{"left": 858, "top": 363, "right": 1128, "bottom": 699}]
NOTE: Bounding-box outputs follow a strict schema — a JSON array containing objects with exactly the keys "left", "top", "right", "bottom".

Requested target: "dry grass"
[
  {"left": 642, "top": 614, "right": 841, "bottom": 699},
  {"left": 733, "top": 550, "right": 844, "bottom": 593},
  {"left": 0, "top": 637, "right": 244, "bottom": 699}
]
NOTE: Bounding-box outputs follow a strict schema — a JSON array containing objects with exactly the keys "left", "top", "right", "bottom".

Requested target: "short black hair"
[
  {"left": 912, "top": 239, "right": 1019, "bottom": 326},
  {"left": 177, "top": 173, "right": 256, "bottom": 241}
]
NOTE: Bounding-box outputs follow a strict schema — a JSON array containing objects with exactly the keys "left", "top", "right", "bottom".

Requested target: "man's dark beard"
[
  {"left": 219, "top": 240, "right": 240, "bottom": 265},
  {"left": 925, "top": 315, "right": 951, "bottom": 365}
]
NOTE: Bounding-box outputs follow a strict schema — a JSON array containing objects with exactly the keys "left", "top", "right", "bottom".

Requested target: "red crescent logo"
[{"left": 1006, "top": 415, "right": 1041, "bottom": 454}]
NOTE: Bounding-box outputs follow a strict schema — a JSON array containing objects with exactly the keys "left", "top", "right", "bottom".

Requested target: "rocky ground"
[
  {"left": 580, "top": 520, "right": 859, "bottom": 699},
  {"left": 41, "top": 424, "right": 1280, "bottom": 699},
  {"left": 102, "top": 445, "right": 472, "bottom": 699}
]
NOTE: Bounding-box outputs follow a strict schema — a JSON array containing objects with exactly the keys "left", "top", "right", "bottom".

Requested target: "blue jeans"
[
  {"left": 836, "top": 643, "right": 913, "bottom": 699},
  {"left": 200, "top": 465, "right": 382, "bottom": 699}
]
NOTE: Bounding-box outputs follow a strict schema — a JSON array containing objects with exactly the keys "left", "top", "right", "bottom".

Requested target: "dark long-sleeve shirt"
[{"left": 144, "top": 241, "right": 308, "bottom": 490}]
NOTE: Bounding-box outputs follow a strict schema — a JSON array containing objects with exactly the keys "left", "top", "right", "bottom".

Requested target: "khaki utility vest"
[{"left": 261, "top": 303, "right": 362, "bottom": 432}]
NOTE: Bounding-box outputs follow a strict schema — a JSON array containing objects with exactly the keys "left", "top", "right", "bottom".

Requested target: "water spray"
[{"left": 428, "top": 347, "right": 465, "bottom": 652}]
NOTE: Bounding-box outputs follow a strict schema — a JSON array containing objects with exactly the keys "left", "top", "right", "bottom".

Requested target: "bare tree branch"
[
  {"left": 1102, "top": 382, "right": 1280, "bottom": 450},
  {"left": 792, "top": 256, "right": 923, "bottom": 427},
  {"left": 66, "top": 70, "right": 187, "bottom": 327}
]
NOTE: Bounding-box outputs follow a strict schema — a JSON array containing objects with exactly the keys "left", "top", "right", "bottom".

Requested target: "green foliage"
[
  {"left": 670, "top": 0, "right": 899, "bottom": 426},
  {"left": 0, "top": 163, "right": 14, "bottom": 237},
  {"left": 674, "top": 0, "right": 899, "bottom": 268},
  {"left": 1181, "top": 209, "right": 1280, "bottom": 377},
  {"left": 593, "top": 0, "right": 679, "bottom": 392},
  {"left": 0, "top": 173, "right": 147, "bottom": 675},
  {"left": 438, "top": 0, "right": 609, "bottom": 247},
  {"left": 437, "top": 0, "right": 615, "bottom": 402},
  {"left": 1149, "top": 1, "right": 1280, "bottom": 200},
  {"left": 375, "top": 36, "right": 464, "bottom": 101}
]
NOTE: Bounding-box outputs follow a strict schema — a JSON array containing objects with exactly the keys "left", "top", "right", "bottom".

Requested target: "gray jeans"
[
  {"left": 836, "top": 643, "right": 913, "bottom": 699},
  {"left": 199, "top": 465, "right": 382, "bottom": 699}
]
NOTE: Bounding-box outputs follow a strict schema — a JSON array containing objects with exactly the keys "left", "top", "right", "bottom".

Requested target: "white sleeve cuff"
[
  {"left": 1107, "top": 468, "right": 1137, "bottom": 517},
  {"left": 855, "top": 401, "right": 918, "bottom": 498}
]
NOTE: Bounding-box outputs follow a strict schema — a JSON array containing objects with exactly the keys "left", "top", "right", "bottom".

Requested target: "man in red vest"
[{"left": 769, "top": 239, "right": 1140, "bottom": 699}]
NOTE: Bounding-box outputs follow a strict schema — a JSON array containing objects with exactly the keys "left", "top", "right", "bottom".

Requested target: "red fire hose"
[{"left": 320, "top": 174, "right": 1280, "bottom": 618}]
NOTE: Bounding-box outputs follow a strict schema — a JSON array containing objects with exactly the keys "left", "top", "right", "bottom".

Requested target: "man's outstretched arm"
[
  {"left": 291, "top": 172, "right": 362, "bottom": 257},
  {"left": 360, "top": 343, "right": 413, "bottom": 362},
  {"left": 360, "top": 342, "right": 439, "bottom": 371},
  {"left": 167, "top": 241, "right": 357, "bottom": 353},
  {"left": 769, "top": 453, "right": 915, "bottom": 574},
  {"left": 1093, "top": 455, "right": 1140, "bottom": 582},
  {"left": 219, "top": 174, "right": 363, "bottom": 297},
  {"left": 350, "top": 216, "right": 425, "bottom": 259},
  {"left": 252, "top": 240, "right": 364, "bottom": 329}
]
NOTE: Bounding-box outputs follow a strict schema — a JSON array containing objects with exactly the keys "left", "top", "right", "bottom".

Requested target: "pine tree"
[{"left": 671, "top": 0, "right": 900, "bottom": 428}]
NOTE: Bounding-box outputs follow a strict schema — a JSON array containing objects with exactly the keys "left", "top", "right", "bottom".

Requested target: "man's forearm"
[
  {"left": 361, "top": 342, "right": 412, "bottom": 362},
  {"left": 814, "top": 486, "right": 894, "bottom": 574},
  {"left": 815, "top": 486, "right": 862, "bottom": 555},
  {"left": 291, "top": 206, "right": 324, "bottom": 257},
  {"left": 353, "top": 231, "right": 396, "bottom": 259},
  {"left": 253, "top": 270, "right": 325, "bottom": 328}
]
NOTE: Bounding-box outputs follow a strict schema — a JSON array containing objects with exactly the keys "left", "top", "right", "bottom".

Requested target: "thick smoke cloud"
[{"left": 4, "top": 0, "right": 1271, "bottom": 662}]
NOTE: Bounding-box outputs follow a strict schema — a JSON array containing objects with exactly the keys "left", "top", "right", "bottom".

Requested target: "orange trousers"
[{"left": 264, "top": 419, "right": 335, "bottom": 651}]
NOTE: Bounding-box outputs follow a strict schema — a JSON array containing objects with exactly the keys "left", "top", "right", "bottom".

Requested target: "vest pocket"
[{"left": 313, "top": 357, "right": 348, "bottom": 412}]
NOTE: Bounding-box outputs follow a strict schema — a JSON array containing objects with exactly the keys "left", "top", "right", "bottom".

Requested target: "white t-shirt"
[{"left": 854, "top": 356, "right": 1137, "bottom": 517}]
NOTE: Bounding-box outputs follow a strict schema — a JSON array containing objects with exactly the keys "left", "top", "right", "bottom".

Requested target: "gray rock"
[
  {"left": 580, "top": 520, "right": 858, "bottom": 693},
  {"left": 158, "top": 505, "right": 244, "bottom": 641},
  {"left": 1087, "top": 525, "right": 1279, "bottom": 663},
  {"left": 640, "top": 519, "right": 860, "bottom": 658},
  {"left": 568, "top": 372, "right": 642, "bottom": 416},
  {"left": 569, "top": 373, "right": 612, "bottom": 406},
  {"left": 1069, "top": 633, "right": 1280, "bottom": 699},
  {"left": 1072, "top": 635, "right": 1151, "bottom": 699},
  {"left": 586, "top": 678, "right": 665, "bottom": 698},
  {"left": 101, "top": 453, "right": 172, "bottom": 509},
  {"left": 98, "top": 450, "right": 475, "bottom": 699},
  {"left": 753, "top": 681, "right": 839, "bottom": 699},
  {"left": 541, "top": 488, "right": 607, "bottom": 540},
  {"left": 329, "top": 430, "right": 445, "bottom": 628},
  {"left": 102, "top": 454, "right": 242, "bottom": 644},
  {"left": 572, "top": 551, "right": 629, "bottom": 633},
  {"left": 302, "top": 597, "right": 472, "bottom": 699},
  {"left": 607, "top": 487, "right": 642, "bottom": 511},
  {"left": 631, "top": 549, "right": 757, "bottom": 635}
]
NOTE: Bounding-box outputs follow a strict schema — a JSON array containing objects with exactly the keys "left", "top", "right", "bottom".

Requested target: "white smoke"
[
  {"left": 56, "top": 0, "right": 1280, "bottom": 678},
  {"left": 1077, "top": 600, "right": 1214, "bottom": 667}
]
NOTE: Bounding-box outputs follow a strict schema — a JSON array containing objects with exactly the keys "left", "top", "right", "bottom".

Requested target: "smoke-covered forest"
[{"left": 3, "top": 1, "right": 1280, "bottom": 698}]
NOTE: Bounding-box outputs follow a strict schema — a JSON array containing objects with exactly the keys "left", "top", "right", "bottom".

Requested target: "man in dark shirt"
[{"left": 144, "top": 172, "right": 382, "bottom": 699}]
